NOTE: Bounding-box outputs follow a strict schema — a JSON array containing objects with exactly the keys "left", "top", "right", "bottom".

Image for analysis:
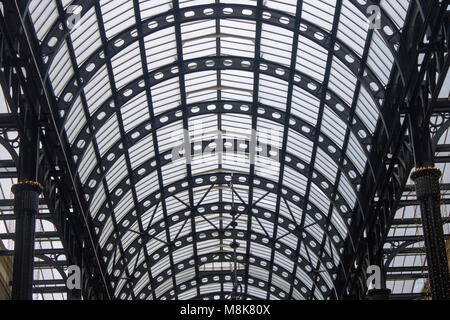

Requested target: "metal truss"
[
  {"left": 0, "top": 0, "right": 448, "bottom": 301},
  {"left": 337, "top": 0, "right": 450, "bottom": 300}
]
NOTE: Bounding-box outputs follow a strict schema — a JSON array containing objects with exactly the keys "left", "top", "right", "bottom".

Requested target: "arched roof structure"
[{"left": 22, "top": 0, "right": 413, "bottom": 300}]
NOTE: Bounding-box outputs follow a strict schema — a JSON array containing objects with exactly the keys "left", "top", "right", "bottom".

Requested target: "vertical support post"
[
  {"left": 411, "top": 167, "right": 449, "bottom": 300},
  {"left": 11, "top": 107, "right": 41, "bottom": 300}
]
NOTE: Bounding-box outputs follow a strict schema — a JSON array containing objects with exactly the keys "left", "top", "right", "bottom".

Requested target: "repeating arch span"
[{"left": 25, "top": 0, "right": 411, "bottom": 300}]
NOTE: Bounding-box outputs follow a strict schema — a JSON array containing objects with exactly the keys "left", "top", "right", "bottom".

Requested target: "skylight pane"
[
  {"left": 84, "top": 66, "right": 112, "bottom": 115},
  {"left": 291, "top": 86, "right": 320, "bottom": 126},
  {"left": 220, "top": 19, "right": 256, "bottom": 58},
  {"left": 64, "top": 97, "right": 86, "bottom": 145},
  {"left": 296, "top": 35, "right": 328, "bottom": 82},
  {"left": 48, "top": 41, "right": 73, "bottom": 97},
  {"left": 337, "top": 1, "right": 368, "bottom": 57},
  {"left": 181, "top": 20, "right": 216, "bottom": 60},
  {"left": 29, "top": 0, "right": 59, "bottom": 41},
  {"left": 265, "top": 0, "right": 297, "bottom": 15}
]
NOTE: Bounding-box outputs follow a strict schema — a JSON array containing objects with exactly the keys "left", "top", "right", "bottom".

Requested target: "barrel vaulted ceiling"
[{"left": 25, "top": 0, "right": 411, "bottom": 300}]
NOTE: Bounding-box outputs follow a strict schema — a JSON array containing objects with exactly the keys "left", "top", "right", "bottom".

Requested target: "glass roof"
[
  {"left": 383, "top": 111, "right": 450, "bottom": 299},
  {"left": 22, "top": 0, "right": 413, "bottom": 300},
  {"left": 0, "top": 88, "right": 68, "bottom": 300}
]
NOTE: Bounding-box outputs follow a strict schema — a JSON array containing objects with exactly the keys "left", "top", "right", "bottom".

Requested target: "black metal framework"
[
  {"left": 410, "top": 167, "right": 448, "bottom": 300},
  {"left": 0, "top": 0, "right": 448, "bottom": 300},
  {"left": 344, "top": 0, "right": 450, "bottom": 300}
]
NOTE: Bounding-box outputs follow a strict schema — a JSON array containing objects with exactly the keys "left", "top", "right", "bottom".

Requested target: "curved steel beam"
[
  {"left": 73, "top": 107, "right": 366, "bottom": 219},
  {"left": 383, "top": 240, "right": 420, "bottom": 270},
  {"left": 432, "top": 117, "right": 450, "bottom": 150},
  {"left": 131, "top": 255, "right": 303, "bottom": 300},
  {"left": 105, "top": 204, "right": 338, "bottom": 278},
  {"left": 39, "top": 3, "right": 387, "bottom": 109},
  {"left": 192, "top": 291, "right": 273, "bottom": 301},
  {"left": 20, "top": 0, "right": 407, "bottom": 300}
]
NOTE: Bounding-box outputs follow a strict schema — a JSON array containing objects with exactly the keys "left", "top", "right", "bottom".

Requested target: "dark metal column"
[
  {"left": 67, "top": 283, "right": 82, "bottom": 300},
  {"left": 411, "top": 167, "right": 449, "bottom": 300},
  {"left": 11, "top": 110, "right": 41, "bottom": 300}
]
